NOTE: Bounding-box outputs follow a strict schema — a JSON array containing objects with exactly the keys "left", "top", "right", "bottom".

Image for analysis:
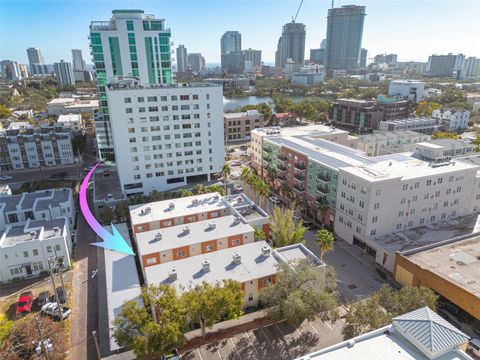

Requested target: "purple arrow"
[{"left": 79, "top": 162, "right": 135, "bottom": 256}]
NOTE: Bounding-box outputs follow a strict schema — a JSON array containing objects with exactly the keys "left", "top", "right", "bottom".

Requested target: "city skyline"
[{"left": 1, "top": 0, "right": 479, "bottom": 66}]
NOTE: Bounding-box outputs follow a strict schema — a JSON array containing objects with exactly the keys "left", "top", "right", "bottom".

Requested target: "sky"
[{"left": 1, "top": 0, "right": 479, "bottom": 65}]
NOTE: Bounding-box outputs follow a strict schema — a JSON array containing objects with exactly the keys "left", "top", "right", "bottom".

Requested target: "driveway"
[{"left": 181, "top": 318, "right": 345, "bottom": 360}]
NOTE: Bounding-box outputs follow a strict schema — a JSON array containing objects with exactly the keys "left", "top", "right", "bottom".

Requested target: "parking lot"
[{"left": 181, "top": 318, "right": 345, "bottom": 360}]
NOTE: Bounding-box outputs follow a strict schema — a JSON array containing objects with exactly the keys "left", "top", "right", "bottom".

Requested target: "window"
[
  {"left": 147, "top": 96, "right": 157, "bottom": 102},
  {"left": 204, "top": 244, "right": 214, "bottom": 252},
  {"left": 47, "top": 246, "right": 52, "bottom": 253},
  {"left": 176, "top": 250, "right": 186, "bottom": 258},
  {"left": 180, "top": 95, "right": 189, "bottom": 100},
  {"left": 33, "top": 249, "right": 38, "bottom": 256},
  {"left": 146, "top": 257, "right": 157, "bottom": 265},
  {"left": 231, "top": 239, "right": 240, "bottom": 246},
  {"left": 263, "top": 278, "right": 272, "bottom": 286},
  {"left": 138, "top": 97, "right": 145, "bottom": 102},
  {"left": 125, "top": 108, "right": 133, "bottom": 113},
  {"left": 248, "top": 294, "right": 254, "bottom": 302},
  {"left": 23, "top": 251, "right": 28, "bottom": 258},
  {"left": 124, "top": 97, "right": 132, "bottom": 103}
]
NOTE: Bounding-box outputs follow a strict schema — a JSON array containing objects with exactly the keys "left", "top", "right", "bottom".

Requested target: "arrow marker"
[{"left": 80, "top": 162, "right": 135, "bottom": 256}]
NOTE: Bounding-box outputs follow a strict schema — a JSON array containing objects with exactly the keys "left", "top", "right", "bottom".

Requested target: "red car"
[{"left": 16, "top": 291, "right": 33, "bottom": 316}]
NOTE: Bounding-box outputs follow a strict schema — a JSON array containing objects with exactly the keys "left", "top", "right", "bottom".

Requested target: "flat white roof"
[
  {"left": 48, "top": 98, "right": 74, "bottom": 105},
  {"left": 252, "top": 124, "right": 349, "bottom": 138},
  {"left": 57, "top": 114, "right": 81, "bottom": 121},
  {"left": 129, "top": 192, "right": 227, "bottom": 226},
  {"left": 144, "top": 241, "right": 323, "bottom": 290},
  {"left": 103, "top": 223, "right": 142, "bottom": 352},
  {"left": 135, "top": 215, "right": 254, "bottom": 254}
]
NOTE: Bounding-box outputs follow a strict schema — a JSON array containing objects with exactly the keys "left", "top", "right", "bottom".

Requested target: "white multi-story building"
[
  {"left": 0, "top": 218, "right": 72, "bottom": 283},
  {"left": 432, "top": 108, "right": 470, "bottom": 132},
  {"left": 0, "top": 60, "right": 22, "bottom": 81},
  {"left": 357, "top": 131, "right": 431, "bottom": 156},
  {"left": 334, "top": 157, "right": 479, "bottom": 270},
  {"left": 0, "top": 123, "right": 74, "bottom": 171},
  {"left": 414, "top": 139, "right": 474, "bottom": 161},
  {"left": 53, "top": 60, "right": 75, "bottom": 86},
  {"left": 0, "top": 188, "right": 75, "bottom": 232},
  {"left": 89, "top": 9, "right": 173, "bottom": 160},
  {"left": 57, "top": 114, "right": 82, "bottom": 132},
  {"left": 71, "top": 49, "right": 86, "bottom": 82},
  {"left": 388, "top": 80, "right": 426, "bottom": 102},
  {"left": 106, "top": 80, "right": 224, "bottom": 194},
  {"left": 378, "top": 117, "right": 443, "bottom": 134}
]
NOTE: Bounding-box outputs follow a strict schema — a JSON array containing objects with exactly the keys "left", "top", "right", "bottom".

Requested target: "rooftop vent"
[
  {"left": 261, "top": 245, "right": 271, "bottom": 257},
  {"left": 183, "top": 226, "right": 190, "bottom": 234},
  {"left": 53, "top": 226, "right": 60, "bottom": 234},
  {"left": 29, "top": 231, "right": 36, "bottom": 239},
  {"left": 347, "top": 339, "right": 355, "bottom": 348},
  {"left": 155, "top": 233, "right": 162, "bottom": 241},
  {"left": 237, "top": 197, "right": 243, "bottom": 204},
  {"left": 232, "top": 217, "right": 241, "bottom": 225},
  {"left": 208, "top": 222, "right": 216, "bottom": 229},
  {"left": 192, "top": 199, "right": 199, "bottom": 206},
  {"left": 213, "top": 194, "right": 220, "bottom": 201},
  {"left": 168, "top": 267, "right": 177, "bottom": 280},
  {"left": 202, "top": 259, "right": 211, "bottom": 272},
  {"left": 233, "top": 252, "right": 241, "bottom": 265},
  {"left": 168, "top": 202, "right": 175, "bottom": 210}
]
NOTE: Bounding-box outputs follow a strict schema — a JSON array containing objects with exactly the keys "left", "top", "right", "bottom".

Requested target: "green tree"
[
  {"left": 254, "top": 227, "right": 266, "bottom": 241},
  {"left": 236, "top": 102, "right": 272, "bottom": 124},
  {"left": 240, "top": 167, "right": 251, "bottom": 188},
  {"left": 294, "top": 99, "right": 317, "bottom": 123},
  {"left": 415, "top": 101, "right": 442, "bottom": 117},
  {"left": 272, "top": 94, "right": 296, "bottom": 113},
  {"left": 114, "top": 202, "right": 129, "bottom": 222},
  {"left": 206, "top": 184, "right": 225, "bottom": 196},
  {"left": 179, "top": 188, "right": 194, "bottom": 197},
  {"left": 193, "top": 183, "right": 207, "bottom": 195},
  {"left": 219, "top": 163, "right": 232, "bottom": 194},
  {"left": 98, "top": 206, "right": 115, "bottom": 224},
  {"left": 432, "top": 131, "right": 460, "bottom": 139},
  {"left": 342, "top": 285, "right": 438, "bottom": 339},
  {"left": 113, "top": 285, "right": 187, "bottom": 359},
  {"left": 0, "top": 104, "right": 11, "bottom": 119},
  {"left": 316, "top": 229, "right": 335, "bottom": 260},
  {"left": 259, "top": 259, "right": 339, "bottom": 327},
  {"left": 182, "top": 280, "right": 244, "bottom": 338},
  {"left": 270, "top": 207, "right": 306, "bottom": 247}
]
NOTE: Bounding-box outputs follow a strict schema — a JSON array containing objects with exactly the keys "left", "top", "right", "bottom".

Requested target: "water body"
[{"left": 223, "top": 95, "right": 305, "bottom": 111}]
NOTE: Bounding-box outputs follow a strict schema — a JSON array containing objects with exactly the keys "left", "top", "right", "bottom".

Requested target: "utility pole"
[
  {"left": 34, "top": 316, "right": 50, "bottom": 360},
  {"left": 48, "top": 257, "right": 64, "bottom": 321},
  {"left": 53, "top": 246, "right": 67, "bottom": 303},
  {"left": 91, "top": 331, "right": 101, "bottom": 360}
]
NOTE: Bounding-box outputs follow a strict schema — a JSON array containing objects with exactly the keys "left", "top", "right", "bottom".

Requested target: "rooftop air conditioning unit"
[
  {"left": 232, "top": 252, "right": 241, "bottom": 265},
  {"left": 155, "top": 233, "right": 162, "bottom": 241},
  {"left": 261, "top": 245, "right": 271, "bottom": 257},
  {"left": 168, "top": 267, "right": 177, "bottom": 280},
  {"left": 192, "top": 199, "right": 199, "bottom": 206},
  {"left": 213, "top": 195, "right": 220, "bottom": 201},
  {"left": 168, "top": 202, "right": 175, "bottom": 210},
  {"left": 53, "top": 227, "right": 60, "bottom": 234},
  {"left": 202, "top": 259, "right": 211, "bottom": 272},
  {"left": 183, "top": 226, "right": 190, "bottom": 234},
  {"left": 30, "top": 231, "right": 36, "bottom": 238},
  {"left": 237, "top": 197, "right": 243, "bottom": 204},
  {"left": 208, "top": 222, "right": 216, "bottom": 229}
]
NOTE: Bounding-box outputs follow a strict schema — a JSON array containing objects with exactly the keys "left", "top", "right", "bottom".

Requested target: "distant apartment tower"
[
  {"left": 374, "top": 53, "right": 398, "bottom": 65},
  {"left": 275, "top": 21, "right": 306, "bottom": 68},
  {"left": 54, "top": 60, "right": 75, "bottom": 85},
  {"left": 220, "top": 31, "right": 241, "bottom": 55},
  {"left": 221, "top": 52, "right": 245, "bottom": 74},
  {"left": 388, "top": 80, "right": 426, "bottom": 102},
  {"left": 176, "top": 45, "right": 188, "bottom": 73},
  {"left": 0, "top": 60, "right": 22, "bottom": 81},
  {"left": 310, "top": 48, "right": 325, "bottom": 64},
  {"left": 71, "top": 49, "right": 86, "bottom": 82},
  {"left": 242, "top": 48, "right": 262, "bottom": 67},
  {"left": 360, "top": 48, "right": 368, "bottom": 68},
  {"left": 187, "top": 53, "right": 205, "bottom": 72},
  {"left": 89, "top": 9, "right": 173, "bottom": 160},
  {"left": 325, "top": 5, "right": 366, "bottom": 70},
  {"left": 26, "top": 47, "right": 44, "bottom": 65},
  {"left": 427, "top": 53, "right": 465, "bottom": 77}
]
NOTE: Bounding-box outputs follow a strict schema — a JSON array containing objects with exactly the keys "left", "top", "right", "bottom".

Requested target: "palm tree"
[
  {"left": 193, "top": 183, "right": 206, "bottom": 195},
  {"left": 220, "top": 163, "right": 232, "bottom": 194},
  {"left": 179, "top": 188, "right": 194, "bottom": 197},
  {"left": 258, "top": 180, "right": 270, "bottom": 210},
  {"left": 240, "top": 167, "right": 251, "bottom": 188},
  {"left": 206, "top": 184, "right": 225, "bottom": 196},
  {"left": 315, "top": 229, "right": 334, "bottom": 260}
]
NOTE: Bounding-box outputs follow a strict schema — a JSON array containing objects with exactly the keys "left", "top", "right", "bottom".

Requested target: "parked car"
[
  {"left": 0, "top": 175, "right": 13, "bottom": 180},
  {"left": 52, "top": 287, "right": 66, "bottom": 304},
  {"left": 38, "top": 291, "right": 50, "bottom": 307},
  {"left": 233, "top": 185, "right": 243, "bottom": 193},
  {"left": 16, "top": 291, "right": 33, "bottom": 316},
  {"left": 230, "top": 174, "right": 240, "bottom": 180},
  {"left": 269, "top": 196, "right": 281, "bottom": 205},
  {"left": 41, "top": 302, "right": 72, "bottom": 320},
  {"left": 439, "top": 301, "right": 459, "bottom": 314}
]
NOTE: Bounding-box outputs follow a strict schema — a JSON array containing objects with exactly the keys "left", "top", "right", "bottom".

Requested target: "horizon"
[{"left": 1, "top": 0, "right": 480, "bottom": 66}]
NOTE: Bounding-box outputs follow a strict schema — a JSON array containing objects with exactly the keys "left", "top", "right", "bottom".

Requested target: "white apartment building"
[
  {"left": 414, "top": 139, "right": 474, "bottom": 161},
  {"left": 357, "top": 130, "right": 431, "bottom": 156},
  {"left": 106, "top": 80, "right": 224, "bottom": 194},
  {"left": 432, "top": 108, "right": 470, "bottom": 132},
  {"left": 378, "top": 117, "right": 443, "bottom": 134},
  {"left": 89, "top": 9, "right": 173, "bottom": 160},
  {"left": 388, "top": 80, "right": 427, "bottom": 102},
  {"left": 53, "top": 60, "right": 75, "bottom": 86},
  {"left": 334, "top": 157, "right": 479, "bottom": 270},
  {"left": 57, "top": 114, "right": 82, "bottom": 132},
  {"left": 47, "top": 98, "right": 99, "bottom": 116},
  {"left": 0, "top": 218, "right": 72, "bottom": 283},
  {"left": 0, "top": 123, "right": 74, "bottom": 171},
  {"left": 0, "top": 188, "right": 75, "bottom": 232}
]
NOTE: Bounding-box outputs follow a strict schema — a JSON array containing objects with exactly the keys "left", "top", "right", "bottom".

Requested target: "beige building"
[{"left": 224, "top": 110, "right": 264, "bottom": 143}]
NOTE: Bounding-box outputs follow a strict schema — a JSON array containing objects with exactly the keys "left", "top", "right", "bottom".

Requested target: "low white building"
[
  {"left": 414, "top": 139, "right": 474, "bottom": 161},
  {"left": 378, "top": 117, "right": 443, "bottom": 134},
  {"left": 388, "top": 80, "right": 427, "bottom": 102},
  {"left": 291, "top": 72, "right": 324, "bottom": 85},
  {"left": 357, "top": 131, "right": 431, "bottom": 156},
  {"left": 432, "top": 108, "right": 470, "bottom": 132},
  {"left": 298, "top": 307, "right": 471, "bottom": 360},
  {"left": 0, "top": 188, "right": 75, "bottom": 232},
  {"left": 57, "top": 114, "right": 82, "bottom": 132},
  {"left": 106, "top": 80, "right": 225, "bottom": 195},
  {"left": 47, "top": 98, "right": 99, "bottom": 116},
  {"left": 0, "top": 218, "right": 72, "bottom": 283}
]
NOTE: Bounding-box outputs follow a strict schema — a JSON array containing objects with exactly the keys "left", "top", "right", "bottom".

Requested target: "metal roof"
[{"left": 392, "top": 307, "right": 469, "bottom": 356}]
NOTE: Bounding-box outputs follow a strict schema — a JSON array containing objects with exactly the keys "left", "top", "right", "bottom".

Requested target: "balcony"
[
  {"left": 263, "top": 154, "right": 272, "bottom": 162},
  {"left": 318, "top": 173, "right": 331, "bottom": 182},
  {"left": 277, "top": 163, "right": 287, "bottom": 172},
  {"left": 294, "top": 172, "right": 305, "bottom": 181},
  {"left": 317, "top": 185, "right": 329, "bottom": 194},
  {"left": 293, "top": 184, "right": 304, "bottom": 192},
  {"left": 294, "top": 162, "right": 306, "bottom": 171},
  {"left": 316, "top": 196, "right": 328, "bottom": 206},
  {"left": 279, "top": 154, "right": 288, "bottom": 161},
  {"left": 263, "top": 147, "right": 272, "bottom": 153},
  {"left": 278, "top": 173, "right": 286, "bottom": 181}
]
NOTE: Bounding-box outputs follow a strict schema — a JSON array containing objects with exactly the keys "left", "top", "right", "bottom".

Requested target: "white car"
[
  {"left": 0, "top": 175, "right": 12, "bottom": 180},
  {"left": 269, "top": 196, "right": 281, "bottom": 205}
]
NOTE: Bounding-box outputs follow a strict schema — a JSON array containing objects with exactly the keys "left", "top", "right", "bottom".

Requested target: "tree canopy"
[
  {"left": 271, "top": 207, "right": 307, "bottom": 247},
  {"left": 316, "top": 229, "right": 335, "bottom": 260},
  {"left": 342, "top": 285, "right": 438, "bottom": 339},
  {"left": 432, "top": 131, "right": 460, "bottom": 139},
  {"left": 259, "top": 259, "right": 339, "bottom": 327}
]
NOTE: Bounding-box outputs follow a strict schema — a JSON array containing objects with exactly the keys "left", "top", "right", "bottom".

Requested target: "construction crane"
[{"left": 292, "top": 0, "right": 304, "bottom": 22}]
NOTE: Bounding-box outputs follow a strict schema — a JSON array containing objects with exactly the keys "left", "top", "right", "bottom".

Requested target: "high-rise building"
[
  {"left": 242, "top": 48, "right": 262, "bottom": 67},
  {"left": 187, "top": 53, "right": 205, "bottom": 72},
  {"left": 310, "top": 48, "right": 325, "bottom": 64},
  {"left": 89, "top": 9, "right": 173, "bottom": 160},
  {"left": 275, "top": 21, "right": 306, "bottom": 68},
  {"left": 221, "top": 52, "right": 245, "bottom": 74},
  {"left": 71, "top": 49, "right": 86, "bottom": 82},
  {"left": 374, "top": 53, "right": 398, "bottom": 65},
  {"left": 26, "top": 47, "right": 44, "bottom": 65},
  {"left": 53, "top": 60, "right": 75, "bottom": 85},
  {"left": 220, "top": 31, "right": 241, "bottom": 55},
  {"left": 176, "top": 45, "right": 188, "bottom": 73},
  {"left": 360, "top": 48, "right": 368, "bottom": 68},
  {"left": 427, "top": 53, "right": 464, "bottom": 77},
  {"left": 0, "top": 60, "right": 22, "bottom": 81},
  {"left": 325, "top": 5, "right": 366, "bottom": 70}
]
